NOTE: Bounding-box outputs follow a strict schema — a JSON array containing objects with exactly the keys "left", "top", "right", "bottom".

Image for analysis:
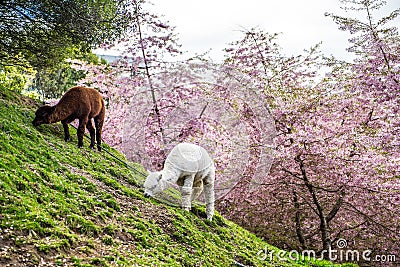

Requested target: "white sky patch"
[{"left": 145, "top": 0, "right": 399, "bottom": 62}]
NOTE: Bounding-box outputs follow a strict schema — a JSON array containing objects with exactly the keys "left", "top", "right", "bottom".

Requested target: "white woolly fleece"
[{"left": 165, "top": 142, "right": 213, "bottom": 172}]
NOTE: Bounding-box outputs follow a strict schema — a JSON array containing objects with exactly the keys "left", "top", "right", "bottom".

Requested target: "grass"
[{"left": 0, "top": 87, "right": 356, "bottom": 266}]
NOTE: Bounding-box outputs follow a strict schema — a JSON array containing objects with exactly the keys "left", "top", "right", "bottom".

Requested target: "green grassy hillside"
[{"left": 0, "top": 87, "right": 350, "bottom": 266}]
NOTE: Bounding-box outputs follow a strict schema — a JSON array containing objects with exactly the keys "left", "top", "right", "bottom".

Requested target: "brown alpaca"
[{"left": 32, "top": 86, "right": 105, "bottom": 151}]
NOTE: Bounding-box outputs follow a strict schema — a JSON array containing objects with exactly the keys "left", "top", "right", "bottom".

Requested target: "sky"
[{"left": 144, "top": 0, "right": 399, "bottom": 62}]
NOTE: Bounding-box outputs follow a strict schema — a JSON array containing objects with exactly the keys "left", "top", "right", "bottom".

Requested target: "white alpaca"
[{"left": 144, "top": 143, "right": 215, "bottom": 221}]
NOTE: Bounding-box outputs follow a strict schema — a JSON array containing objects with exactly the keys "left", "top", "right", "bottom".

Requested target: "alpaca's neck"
[{"left": 48, "top": 104, "right": 71, "bottom": 123}]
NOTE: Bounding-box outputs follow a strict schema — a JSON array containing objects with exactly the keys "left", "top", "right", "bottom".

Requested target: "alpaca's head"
[
  {"left": 144, "top": 171, "right": 162, "bottom": 197},
  {"left": 32, "top": 105, "right": 55, "bottom": 126}
]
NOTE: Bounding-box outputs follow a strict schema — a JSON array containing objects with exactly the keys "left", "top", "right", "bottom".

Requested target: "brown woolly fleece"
[{"left": 33, "top": 86, "right": 105, "bottom": 151}]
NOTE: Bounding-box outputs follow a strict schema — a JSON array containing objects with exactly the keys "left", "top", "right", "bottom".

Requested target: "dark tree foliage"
[{"left": 0, "top": 0, "right": 131, "bottom": 69}]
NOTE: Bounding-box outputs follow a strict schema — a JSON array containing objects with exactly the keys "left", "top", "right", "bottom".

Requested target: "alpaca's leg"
[
  {"left": 181, "top": 174, "right": 195, "bottom": 212},
  {"left": 86, "top": 119, "right": 96, "bottom": 149},
  {"left": 94, "top": 113, "right": 104, "bottom": 151},
  {"left": 204, "top": 168, "right": 215, "bottom": 221},
  {"left": 77, "top": 117, "right": 88, "bottom": 148},
  {"left": 191, "top": 179, "right": 203, "bottom": 202},
  {"left": 61, "top": 120, "right": 70, "bottom": 142}
]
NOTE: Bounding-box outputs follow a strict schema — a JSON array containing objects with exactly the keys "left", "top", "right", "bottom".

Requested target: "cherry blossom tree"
[{"left": 218, "top": 1, "right": 399, "bottom": 263}]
